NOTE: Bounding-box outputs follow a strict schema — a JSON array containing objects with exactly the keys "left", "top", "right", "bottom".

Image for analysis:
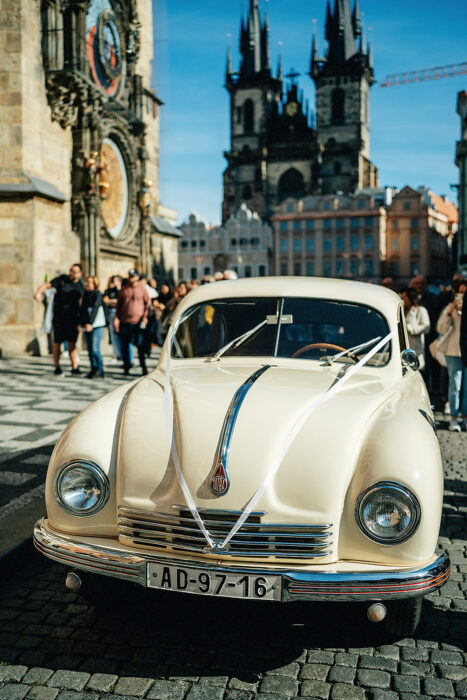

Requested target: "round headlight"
[
  {"left": 55, "top": 460, "right": 109, "bottom": 516},
  {"left": 355, "top": 481, "right": 420, "bottom": 544}
]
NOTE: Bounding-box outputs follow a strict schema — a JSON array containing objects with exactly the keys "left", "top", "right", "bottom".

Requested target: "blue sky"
[{"left": 152, "top": 0, "right": 466, "bottom": 225}]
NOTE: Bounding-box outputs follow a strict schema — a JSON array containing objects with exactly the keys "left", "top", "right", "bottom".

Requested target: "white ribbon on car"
[{"left": 163, "top": 326, "right": 395, "bottom": 553}]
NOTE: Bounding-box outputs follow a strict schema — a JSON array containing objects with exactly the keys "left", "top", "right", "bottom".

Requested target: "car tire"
[{"left": 382, "top": 596, "right": 423, "bottom": 637}]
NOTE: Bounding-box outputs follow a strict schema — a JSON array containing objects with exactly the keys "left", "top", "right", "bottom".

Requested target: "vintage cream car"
[{"left": 34, "top": 277, "right": 450, "bottom": 636}]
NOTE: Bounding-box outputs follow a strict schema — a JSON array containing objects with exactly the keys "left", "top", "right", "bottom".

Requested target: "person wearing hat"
[{"left": 114, "top": 268, "right": 151, "bottom": 375}]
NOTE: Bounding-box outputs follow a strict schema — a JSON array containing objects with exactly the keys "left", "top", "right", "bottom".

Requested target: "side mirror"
[{"left": 401, "top": 349, "right": 420, "bottom": 372}]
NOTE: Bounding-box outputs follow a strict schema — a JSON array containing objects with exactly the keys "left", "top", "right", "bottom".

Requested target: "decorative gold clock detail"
[{"left": 286, "top": 102, "right": 298, "bottom": 117}]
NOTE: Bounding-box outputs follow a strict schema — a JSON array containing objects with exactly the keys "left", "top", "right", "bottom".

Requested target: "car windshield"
[{"left": 171, "top": 297, "right": 391, "bottom": 367}]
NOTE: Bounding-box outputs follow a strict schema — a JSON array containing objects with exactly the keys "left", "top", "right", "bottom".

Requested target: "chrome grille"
[{"left": 118, "top": 505, "right": 333, "bottom": 559}]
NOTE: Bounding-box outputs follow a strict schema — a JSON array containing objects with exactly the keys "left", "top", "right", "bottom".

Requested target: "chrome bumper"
[{"left": 33, "top": 518, "right": 450, "bottom": 602}]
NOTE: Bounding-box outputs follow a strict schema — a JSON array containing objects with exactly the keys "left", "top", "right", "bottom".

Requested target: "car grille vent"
[{"left": 118, "top": 505, "right": 333, "bottom": 559}]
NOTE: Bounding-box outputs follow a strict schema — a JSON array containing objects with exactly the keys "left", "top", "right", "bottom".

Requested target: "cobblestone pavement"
[{"left": 0, "top": 357, "right": 465, "bottom": 700}]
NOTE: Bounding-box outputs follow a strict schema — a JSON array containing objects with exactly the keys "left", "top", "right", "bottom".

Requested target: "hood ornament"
[
  {"left": 210, "top": 458, "right": 230, "bottom": 496},
  {"left": 208, "top": 365, "right": 271, "bottom": 498}
]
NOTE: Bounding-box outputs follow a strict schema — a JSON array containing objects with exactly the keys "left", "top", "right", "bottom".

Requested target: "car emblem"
[{"left": 210, "top": 459, "right": 230, "bottom": 495}]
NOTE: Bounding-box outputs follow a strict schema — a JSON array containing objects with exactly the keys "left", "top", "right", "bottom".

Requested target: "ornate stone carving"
[{"left": 45, "top": 74, "right": 79, "bottom": 128}]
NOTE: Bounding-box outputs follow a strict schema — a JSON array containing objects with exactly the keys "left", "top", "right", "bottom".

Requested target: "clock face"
[
  {"left": 286, "top": 102, "right": 298, "bottom": 117},
  {"left": 86, "top": 0, "right": 123, "bottom": 95},
  {"left": 100, "top": 138, "right": 129, "bottom": 239}
]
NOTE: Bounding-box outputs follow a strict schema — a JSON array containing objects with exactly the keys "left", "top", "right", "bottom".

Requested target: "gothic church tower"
[{"left": 310, "top": 0, "right": 378, "bottom": 193}]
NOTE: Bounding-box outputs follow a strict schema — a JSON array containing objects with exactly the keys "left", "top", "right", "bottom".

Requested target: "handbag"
[{"left": 429, "top": 327, "right": 453, "bottom": 367}]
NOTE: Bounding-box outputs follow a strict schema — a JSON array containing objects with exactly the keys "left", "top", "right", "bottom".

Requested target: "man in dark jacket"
[
  {"left": 114, "top": 269, "right": 151, "bottom": 375},
  {"left": 34, "top": 263, "right": 84, "bottom": 375}
]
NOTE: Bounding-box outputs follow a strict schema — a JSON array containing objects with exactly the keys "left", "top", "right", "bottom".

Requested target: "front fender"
[{"left": 339, "top": 389, "right": 443, "bottom": 565}]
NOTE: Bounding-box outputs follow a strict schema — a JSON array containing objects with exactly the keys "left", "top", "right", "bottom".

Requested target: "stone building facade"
[
  {"left": 178, "top": 205, "right": 272, "bottom": 281},
  {"left": 0, "top": 0, "right": 177, "bottom": 356},
  {"left": 386, "top": 187, "right": 456, "bottom": 284},
  {"left": 271, "top": 193, "right": 386, "bottom": 280},
  {"left": 222, "top": 0, "right": 378, "bottom": 223},
  {"left": 270, "top": 186, "right": 456, "bottom": 284}
]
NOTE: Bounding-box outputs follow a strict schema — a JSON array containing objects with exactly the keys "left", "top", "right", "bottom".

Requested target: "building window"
[
  {"left": 351, "top": 235, "right": 359, "bottom": 251},
  {"left": 323, "top": 260, "right": 332, "bottom": 277},
  {"left": 336, "top": 259, "right": 344, "bottom": 276},
  {"left": 365, "top": 235, "right": 373, "bottom": 250},
  {"left": 365, "top": 217, "right": 374, "bottom": 227},
  {"left": 280, "top": 239, "right": 288, "bottom": 253},
  {"left": 410, "top": 260, "right": 419, "bottom": 276},
  {"left": 306, "top": 237, "right": 314, "bottom": 252},
  {"left": 336, "top": 236, "right": 345, "bottom": 252},
  {"left": 203, "top": 266, "right": 211, "bottom": 275},
  {"left": 411, "top": 236, "right": 420, "bottom": 251},
  {"left": 323, "top": 202, "right": 331, "bottom": 211},
  {"left": 293, "top": 238, "right": 301, "bottom": 252},
  {"left": 280, "top": 221, "right": 288, "bottom": 231},
  {"left": 242, "top": 185, "right": 252, "bottom": 199},
  {"left": 306, "top": 219, "right": 314, "bottom": 230},
  {"left": 181, "top": 241, "right": 188, "bottom": 249},
  {"left": 334, "top": 161, "right": 342, "bottom": 175},
  {"left": 250, "top": 237, "right": 259, "bottom": 246},
  {"left": 305, "top": 261, "right": 314, "bottom": 276},
  {"left": 337, "top": 218, "right": 344, "bottom": 229},
  {"left": 244, "top": 99, "right": 254, "bottom": 132},
  {"left": 351, "top": 217, "right": 359, "bottom": 228},
  {"left": 239, "top": 238, "right": 248, "bottom": 246},
  {"left": 236, "top": 107, "right": 242, "bottom": 123},
  {"left": 323, "top": 236, "right": 332, "bottom": 252},
  {"left": 411, "top": 218, "right": 419, "bottom": 228},
  {"left": 391, "top": 237, "right": 399, "bottom": 251},
  {"left": 350, "top": 258, "right": 359, "bottom": 276},
  {"left": 178, "top": 267, "right": 185, "bottom": 279},
  {"left": 392, "top": 219, "right": 399, "bottom": 229},
  {"left": 244, "top": 265, "right": 252, "bottom": 277},
  {"left": 403, "top": 202, "right": 411, "bottom": 211},
  {"left": 293, "top": 262, "right": 302, "bottom": 276},
  {"left": 191, "top": 240, "right": 197, "bottom": 248},
  {"left": 331, "top": 88, "right": 345, "bottom": 124},
  {"left": 364, "top": 258, "right": 374, "bottom": 276},
  {"left": 200, "top": 240, "right": 206, "bottom": 248},
  {"left": 358, "top": 200, "right": 365, "bottom": 209},
  {"left": 389, "top": 260, "right": 399, "bottom": 277},
  {"left": 232, "top": 265, "right": 239, "bottom": 274},
  {"left": 190, "top": 267, "right": 197, "bottom": 279},
  {"left": 324, "top": 218, "right": 332, "bottom": 229},
  {"left": 286, "top": 203, "right": 295, "bottom": 212},
  {"left": 231, "top": 238, "right": 237, "bottom": 246},
  {"left": 293, "top": 219, "right": 301, "bottom": 230},
  {"left": 280, "top": 262, "right": 288, "bottom": 275},
  {"left": 258, "top": 264, "right": 266, "bottom": 277}
]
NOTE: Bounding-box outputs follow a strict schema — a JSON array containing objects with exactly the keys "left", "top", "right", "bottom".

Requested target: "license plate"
[{"left": 147, "top": 563, "right": 281, "bottom": 601}]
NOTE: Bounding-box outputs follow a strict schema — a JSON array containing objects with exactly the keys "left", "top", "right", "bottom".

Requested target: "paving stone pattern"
[{"left": 0, "top": 357, "right": 465, "bottom": 698}]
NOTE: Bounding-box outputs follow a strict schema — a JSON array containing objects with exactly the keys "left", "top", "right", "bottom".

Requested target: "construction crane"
[{"left": 380, "top": 62, "right": 467, "bottom": 87}]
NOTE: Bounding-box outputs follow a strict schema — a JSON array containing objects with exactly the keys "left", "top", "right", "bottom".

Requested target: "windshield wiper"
[
  {"left": 212, "top": 319, "right": 268, "bottom": 361},
  {"left": 324, "top": 336, "right": 383, "bottom": 365}
]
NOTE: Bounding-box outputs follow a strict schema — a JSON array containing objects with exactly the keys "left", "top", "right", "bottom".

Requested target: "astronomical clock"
[{"left": 40, "top": 0, "right": 160, "bottom": 276}]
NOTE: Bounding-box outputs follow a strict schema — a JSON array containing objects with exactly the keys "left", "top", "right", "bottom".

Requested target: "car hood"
[{"left": 117, "top": 362, "right": 396, "bottom": 550}]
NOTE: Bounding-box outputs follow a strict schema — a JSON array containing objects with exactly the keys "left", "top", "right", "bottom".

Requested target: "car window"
[{"left": 171, "top": 297, "right": 391, "bottom": 366}]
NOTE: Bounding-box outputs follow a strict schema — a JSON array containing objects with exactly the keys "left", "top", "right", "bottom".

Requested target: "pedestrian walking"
[
  {"left": 33, "top": 263, "right": 84, "bottom": 375},
  {"left": 114, "top": 269, "right": 151, "bottom": 376},
  {"left": 80, "top": 275, "right": 106, "bottom": 379},
  {"left": 401, "top": 287, "right": 431, "bottom": 370},
  {"left": 437, "top": 280, "right": 467, "bottom": 431}
]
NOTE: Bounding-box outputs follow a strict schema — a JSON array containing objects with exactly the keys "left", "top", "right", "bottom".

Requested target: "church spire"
[
  {"left": 261, "top": 12, "right": 271, "bottom": 71},
  {"left": 277, "top": 42, "right": 283, "bottom": 81},
  {"left": 352, "top": 0, "right": 361, "bottom": 37},
  {"left": 225, "top": 34, "right": 233, "bottom": 87},
  {"left": 239, "top": 0, "right": 264, "bottom": 76},
  {"left": 327, "top": 0, "right": 356, "bottom": 64}
]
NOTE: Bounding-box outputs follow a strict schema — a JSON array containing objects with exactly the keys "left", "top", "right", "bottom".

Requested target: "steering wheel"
[{"left": 292, "top": 342, "right": 358, "bottom": 362}]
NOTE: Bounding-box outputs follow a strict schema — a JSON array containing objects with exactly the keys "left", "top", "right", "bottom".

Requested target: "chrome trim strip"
[
  {"left": 208, "top": 365, "right": 271, "bottom": 496},
  {"left": 34, "top": 518, "right": 450, "bottom": 601}
]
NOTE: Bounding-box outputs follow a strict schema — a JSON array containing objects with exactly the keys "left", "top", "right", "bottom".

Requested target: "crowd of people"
[
  {"left": 33, "top": 266, "right": 467, "bottom": 431},
  {"left": 382, "top": 273, "right": 467, "bottom": 431},
  {"left": 33, "top": 265, "right": 238, "bottom": 379}
]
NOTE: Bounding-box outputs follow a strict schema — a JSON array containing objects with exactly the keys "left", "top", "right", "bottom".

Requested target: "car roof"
[{"left": 174, "top": 276, "right": 401, "bottom": 322}]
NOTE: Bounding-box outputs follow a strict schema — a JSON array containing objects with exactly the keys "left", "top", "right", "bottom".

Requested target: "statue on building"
[{"left": 138, "top": 178, "right": 153, "bottom": 215}]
